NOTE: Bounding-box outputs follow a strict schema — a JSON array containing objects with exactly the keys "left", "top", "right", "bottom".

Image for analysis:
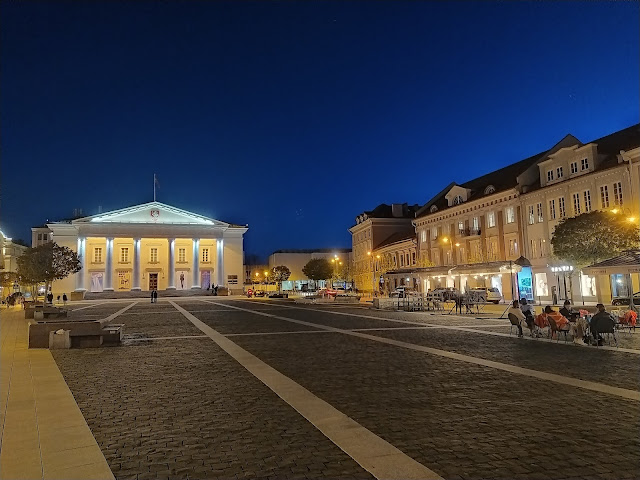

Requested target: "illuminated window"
[
  {"left": 508, "top": 239, "right": 518, "bottom": 257},
  {"left": 572, "top": 193, "right": 581, "bottom": 215},
  {"left": 487, "top": 212, "right": 496, "bottom": 228},
  {"left": 583, "top": 190, "right": 591, "bottom": 212},
  {"left": 421, "top": 230, "right": 426, "bottom": 243},
  {"left": 150, "top": 248, "right": 158, "bottom": 263},
  {"left": 528, "top": 205, "right": 534, "bottom": 225},
  {"left": 505, "top": 207, "right": 515, "bottom": 224},
  {"left": 120, "top": 247, "right": 129, "bottom": 263},
  {"left": 431, "top": 227, "right": 438, "bottom": 239},
  {"left": 570, "top": 162, "right": 578, "bottom": 174},
  {"left": 600, "top": 185, "right": 609, "bottom": 208},
  {"left": 178, "top": 248, "right": 186, "bottom": 263},
  {"left": 530, "top": 239, "right": 537, "bottom": 258},
  {"left": 536, "top": 203, "right": 543, "bottom": 222},
  {"left": 94, "top": 247, "right": 102, "bottom": 263},
  {"left": 472, "top": 217, "right": 479, "bottom": 232},
  {"left": 458, "top": 221, "right": 464, "bottom": 233},
  {"left": 613, "top": 182, "right": 623, "bottom": 206},
  {"left": 202, "top": 248, "right": 209, "bottom": 262}
]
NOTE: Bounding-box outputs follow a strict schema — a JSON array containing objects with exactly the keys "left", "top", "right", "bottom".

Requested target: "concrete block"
[{"left": 48, "top": 330, "right": 71, "bottom": 349}]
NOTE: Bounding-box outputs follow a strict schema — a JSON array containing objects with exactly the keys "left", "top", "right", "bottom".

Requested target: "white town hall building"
[{"left": 32, "top": 202, "right": 248, "bottom": 297}]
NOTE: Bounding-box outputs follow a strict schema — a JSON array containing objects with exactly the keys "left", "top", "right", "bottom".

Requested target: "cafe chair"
[
  {"left": 508, "top": 313, "right": 521, "bottom": 336},
  {"left": 547, "top": 316, "right": 570, "bottom": 343}
]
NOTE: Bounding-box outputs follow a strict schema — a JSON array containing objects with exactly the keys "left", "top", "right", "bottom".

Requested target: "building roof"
[
  {"left": 586, "top": 250, "right": 640, "bottom": 269},
  {"left": 374, "top": 231, "right": 415, "bottom": 250},
  {"left": 415, "top": 123, "right": 640, "bottom": 219},
  {"left": 271, "top": 248, "right": 351, "bottom": 254}
]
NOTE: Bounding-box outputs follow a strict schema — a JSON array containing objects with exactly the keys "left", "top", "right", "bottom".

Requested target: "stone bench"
[
  {"left": 29, "top": 318, "right": 124, "bottom": 349},
  {"left": 24, "top": 305, "right": 68, "bottom": 320}
]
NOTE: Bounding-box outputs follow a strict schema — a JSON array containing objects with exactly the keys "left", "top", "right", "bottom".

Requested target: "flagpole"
[{"left": 154, "top": 174, "right": 156, "bottom": 201}]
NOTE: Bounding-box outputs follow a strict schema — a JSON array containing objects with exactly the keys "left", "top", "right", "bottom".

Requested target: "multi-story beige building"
[
  {"left": 31, "top": 201, "right": 248, "bottom": 296},
  {"left": 349, "top": 203, "right": 419, "bottom": 292},
  {"left": 369, "top": 123, "right": 639, "bottom": 304}
]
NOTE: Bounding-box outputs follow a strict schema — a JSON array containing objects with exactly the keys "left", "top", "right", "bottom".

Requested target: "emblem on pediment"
[{"left": 150, "top": 209, "right": 160, "bottom": 222}]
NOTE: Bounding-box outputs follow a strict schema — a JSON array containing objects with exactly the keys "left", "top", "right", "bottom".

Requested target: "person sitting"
[
  {"left": 520, "top": 298, "right": 535, "bottom": 335},
  {"left": 544, "top": 305, "right": 571, "bottom": 339},
  {"left": 559, "top": 300, "right": 572, "bottom": 319},
  {"left": 507, "top": 300, "right": 526, "bottom": 337},
  {"left": 590, "top": 303, "right": 615, "bottom": 346}
]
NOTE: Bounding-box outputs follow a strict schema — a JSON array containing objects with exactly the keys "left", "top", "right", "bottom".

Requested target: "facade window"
[
  {"left": 505, "top": 206, "right": 515, "bottom": 224},
  {"left": 528, "top": 205, "right": 535, "bottom": 225},
  {"left": 150, "top": 248, "right": 158, "bottom": 263},
  {"left": 38, "top": 233, "right": 43, "bottom": 241},
  {"left": 583, "top": 190, "right": 592, "bottom": 212},
  {"left": 400, "top": 254, "right": 404, "bottom": 267},
  {"left": 94, "top": 247, "right": 102, "bottom": 263},
  {"left": 227, "top": 275, "right": 238, "bottom": 285},
  {"left": 202, "top": 248, "right": 209, "bottom": 262},
  {"left": 558, "top": 197, "right": 566, "bottom": 218},
  {"left": 453, "top": 195, "right": 463, "bottom": 205},
  {"left": 549, "top": 199, "right": 556, "bottom": 220},
  {"left": 572, "top": 193, "right": 581, "bottom": 215},
  {"left": 412, "top": 252, "right": 416, "bottom": 264},
  {"left": 487, "top": 212, "right": 495, "bottom": 228},
  {"left": 508, "top": 239, "right": 518, "bottom": 257},
  {"left": 431, "top": 227, "right": 438, "bottom": 240},
  {"left": 458, "top": 221, "right": 464, "bottom": 233},
  {"left": 600, "top": 185, "right": 609, "bottom": 208},
  {"left": 472, "top": 217, "right": 479, "bottom": 232},
  {"left": 120, "top": 247, "right": 129, "bottom": 263},
  {"left": 613, "top": 182, "right": 623, "bottom": 206},
  {"left": 570, "top": 162, "right": 578, "bottom": 174},
  {"left": 405, "top": 253, "right": 409, "bottom": 265},
  {"left": 536, "top": 203, "right": 543, "bottom": 222},
  {"left": 421, "top": 230, "right": 426, "bottom": 242},
  {"left": 530, "top": 239, "right": 537, "bottom": 258},
  {"left": 581, "top": 158, "right": 589, "bottom": 170},
  {"left": 556, "top": 166, "right": 563, "bottom": 179},
  {"left": 547, "top": 170, "right": 554, "bottom": 182},
  {"left": 178, "top": 248, "right": 186, "bottom": 263}
]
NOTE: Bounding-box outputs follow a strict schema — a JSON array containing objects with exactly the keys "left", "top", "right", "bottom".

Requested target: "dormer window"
[
  {"left": 430, "top": 205, "right": 438, "bottom": 213},
  {"left": 581, "top": 158, "right": 589, "bottom": 171},
  {"left": 453, "top": 195, "right": 464, "bottom": 205},
  {"left": 570, "top": 162, "right": 578, "bottom": 174},
  {"left": 556, "top": 167, "right": 563, "bottom": 179},
  {"left": 484, "top": 185, "right": 495, "bottom": 195},
  {"left": 547, "top": 170, "right": 554, "bottom": 182}
]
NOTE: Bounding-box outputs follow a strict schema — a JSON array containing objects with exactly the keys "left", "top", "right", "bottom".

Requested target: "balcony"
[{"left": 459, "top": 228, "right": 481, "bottom": 237}]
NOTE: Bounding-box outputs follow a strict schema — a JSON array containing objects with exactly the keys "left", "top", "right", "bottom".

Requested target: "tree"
[
  {"left": 17, "top": 242, "right": 82, "bottom": 301},
  {"left": 551, "top": 211, "right": 640, "bottom": 268},
  {"left": 269, "top": 265, "right": 291, "bottom": 291},
  {"left": 302, "top": 258, "right": 333, "bottom": 286}
]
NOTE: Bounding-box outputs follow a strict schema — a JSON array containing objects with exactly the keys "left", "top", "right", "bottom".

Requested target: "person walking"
[
  {"left": 150, "top": 289, "right": 155, "bottom": 303},
  {"left": 153, "top": 289, "right": 158, "bottom": 303},
  {"left": 214, "top": 285, "right": 218, "bottom": 296},
  {"left": 62, "top": 293, "right": 68, "bottom": 306}
]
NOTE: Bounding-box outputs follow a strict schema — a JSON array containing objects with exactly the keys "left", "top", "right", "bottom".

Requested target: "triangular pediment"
[{"left": 73, "top": 202, "right": 228, "bottom": 227}]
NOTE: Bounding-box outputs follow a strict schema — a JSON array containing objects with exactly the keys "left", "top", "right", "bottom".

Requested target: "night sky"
[{"left": 1, "top": 1, "right": 638, "bottom": 259}]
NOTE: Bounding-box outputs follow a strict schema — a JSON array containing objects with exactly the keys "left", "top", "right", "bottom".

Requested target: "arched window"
[
  {"left": 484, "top": 185, "right": 496, "bottom": 195},
  {"left": 453, "top": 195, "right": 464, "bottom": 205},
  {"left": 430, "top": 205, "right": 438, "bottom": 213}
]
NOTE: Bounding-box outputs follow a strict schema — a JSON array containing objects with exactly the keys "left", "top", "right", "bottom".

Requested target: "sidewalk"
[{"left": 0, "top": 307, "right": 113, "bottom": 480}]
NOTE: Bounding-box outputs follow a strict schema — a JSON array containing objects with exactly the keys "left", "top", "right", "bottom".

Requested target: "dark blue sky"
[{"left": 1, "top": 1, "right": 638, "bottom": 259}]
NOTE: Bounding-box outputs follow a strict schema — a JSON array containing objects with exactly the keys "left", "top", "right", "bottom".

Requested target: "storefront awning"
[{"left": 583, "top": 250, "right": 640, "bottom": 276}]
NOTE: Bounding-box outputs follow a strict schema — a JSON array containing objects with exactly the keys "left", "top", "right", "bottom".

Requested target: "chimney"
[{"left": 391, "top": 203, "right": 403, "bottom": 218}]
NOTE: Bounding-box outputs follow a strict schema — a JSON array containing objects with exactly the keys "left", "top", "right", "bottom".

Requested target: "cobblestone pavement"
[{"left": 53, "top": 298, "right": 640, "bottom": 480}]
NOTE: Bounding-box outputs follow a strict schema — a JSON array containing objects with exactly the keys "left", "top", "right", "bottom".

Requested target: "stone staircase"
[{"left": 84, "top": 289, "right": 219, "bottom": 300}]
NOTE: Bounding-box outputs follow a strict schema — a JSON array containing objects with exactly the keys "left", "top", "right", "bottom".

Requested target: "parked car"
[
  {"left": 611, "top": 291, "right": 639, "bottom": 306},
  {"left": 319, "top": 288, "right": 338, "bottom": 297},
  {"left": 254, "top": 290, "right": 267, "bottom": 297},
  {"left": 390, "top": 287, "right": 406, "bottom": 298},
  {"left": 471, "top": 287, "right": 502, "bottom": 304}
]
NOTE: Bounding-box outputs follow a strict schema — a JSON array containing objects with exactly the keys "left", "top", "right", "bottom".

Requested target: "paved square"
[{"left": 52, "top": 298, "right": 640, "bottom": 479}]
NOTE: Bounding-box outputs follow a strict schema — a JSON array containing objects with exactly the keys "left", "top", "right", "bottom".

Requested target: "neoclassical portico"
[{"left": 37, "top": 202, "right": 247, "bottom": 296}]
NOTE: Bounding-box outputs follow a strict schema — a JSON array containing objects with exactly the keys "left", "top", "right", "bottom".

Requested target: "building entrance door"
[{"left": 149, "top": 273, "right": 158, "bottom": 291}]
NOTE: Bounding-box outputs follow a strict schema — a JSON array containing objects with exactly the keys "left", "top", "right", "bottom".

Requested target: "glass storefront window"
[
  {"left": 580, "top": 274, "right": 597, "bottom": 297},
  {"left": 535, "top": 273, "right": 549, "bottom": 297}
]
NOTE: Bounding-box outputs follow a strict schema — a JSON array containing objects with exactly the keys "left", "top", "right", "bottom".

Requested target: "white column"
[
  {"left": 132, "top": 238, "right": 141, "bottom": 290},
  {"left": 216, "top": 239, "right": 225, "bottom": 287},
  {"left": 191, "top": 238, "right": 201, "bottom": 289},
  {"left": 75, "top": 236, "right": 86, "bottom": 292},
  {"left": 167, "top": 238, "right": 176, "bottom": 289},
  {"left": 104, "top": 237, "right": 114, "bottom": 291}
]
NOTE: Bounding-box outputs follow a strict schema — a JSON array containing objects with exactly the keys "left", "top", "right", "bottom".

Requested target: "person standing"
[
  {"left": 150, "top": 289, "right": 155, "bottom": 303},
  {"left": 62, "top": 293, "right": 68, "bottom": 305}
]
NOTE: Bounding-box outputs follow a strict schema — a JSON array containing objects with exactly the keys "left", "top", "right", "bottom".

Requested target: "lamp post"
[{"left": 330, "top": 255, "right": 340, "bottom": 289}]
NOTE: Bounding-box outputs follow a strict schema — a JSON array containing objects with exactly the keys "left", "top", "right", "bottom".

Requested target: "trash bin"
[
  {"left": 34, "top": 305, "right": 44, "bottom": 321},
  {"left": 49, "top": 329, "right": 71, "bottom": 349}
]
